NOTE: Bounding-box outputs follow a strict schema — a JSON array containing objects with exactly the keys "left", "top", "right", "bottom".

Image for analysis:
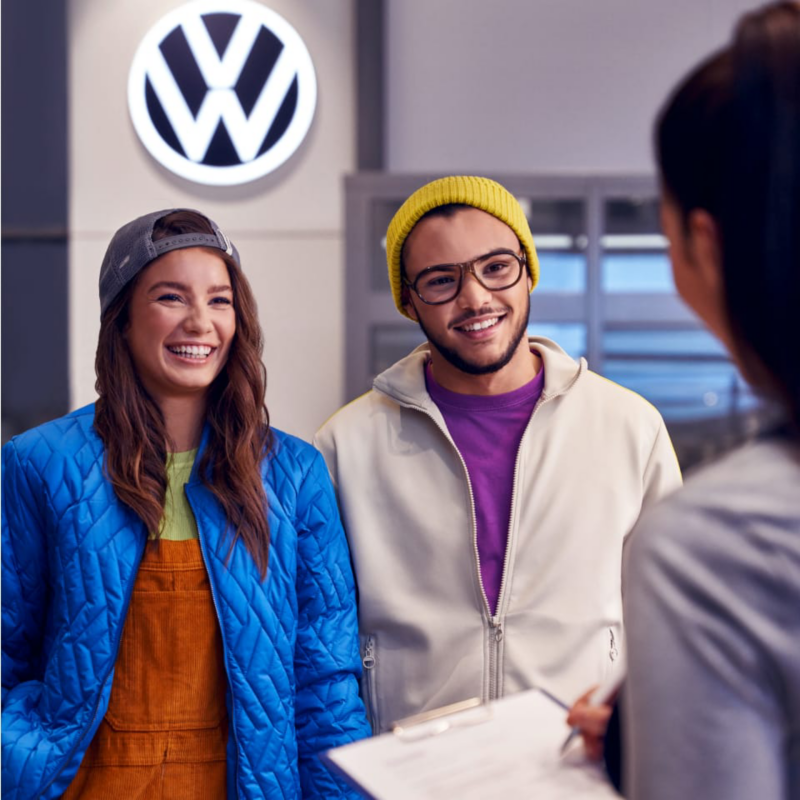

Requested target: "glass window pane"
[
  {"left": 605, "top": 198, "right": 660, "bottom": 234},
  {"left": 602, "top": 253, "right": 674, "bottom": 293},
  {"left": 527, "top": 323, "right": 586, "bottom": 360},
  {"left": 604, "top": 359, "right": 759, "bottom": 421},
  {"left": 603, "top": 329, "right": 727, "bottom": 357},
  {"left": 603, "top": 197, "right": 673, "bottom": 293},
  {"left": 522, "top": 198, "right": 587, "bottom": 293},
  {"left": 537, "top": 252, "right": 586, "bottom": 292},
  {"left": 522, "top": 198, "right": 585, "bottom": 237}
]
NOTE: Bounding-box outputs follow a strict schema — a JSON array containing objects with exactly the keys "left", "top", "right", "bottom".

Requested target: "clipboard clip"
[{"left": 391, "top": 697, "right": 492, "bottom": 742}]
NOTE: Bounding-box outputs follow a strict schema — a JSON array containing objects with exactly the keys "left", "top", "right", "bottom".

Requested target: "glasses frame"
[{"left": 403, "top": 248, "right": 527, "bottom": 305}]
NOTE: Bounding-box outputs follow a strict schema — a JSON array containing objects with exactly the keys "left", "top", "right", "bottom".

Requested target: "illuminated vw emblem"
[{"left": 128, "top": 0, "right": 317, "bottom": 186}]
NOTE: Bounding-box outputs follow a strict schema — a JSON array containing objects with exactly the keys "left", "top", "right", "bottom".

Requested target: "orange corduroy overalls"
[{"left": 62, "top": 539, "right": 229, "bottom": 799}]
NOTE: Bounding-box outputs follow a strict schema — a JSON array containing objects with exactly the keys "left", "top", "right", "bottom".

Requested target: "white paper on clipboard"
[{"left": 323, "top": 688, "right": 621, "bottom": 800}]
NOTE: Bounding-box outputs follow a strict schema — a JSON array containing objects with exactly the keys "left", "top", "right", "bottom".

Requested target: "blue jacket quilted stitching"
[{"left": 1, "top": 404, "right": 370, "bottom": 799}]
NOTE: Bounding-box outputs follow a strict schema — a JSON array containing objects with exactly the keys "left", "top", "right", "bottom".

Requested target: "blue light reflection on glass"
[
  {"left": 527, "top": 323, "right": 586, "bottom": 359},
  {"left": 603, "top": 329, "right": 727, "bottom": 357},
  {"left": 536, "top": 252, "right": 586, "bottom": 292},
  {"left": 602, "top": 253, "right": 675, "bottom": 293},
  {"left": 604, "top": 359, "right": 758, "bottom": 421}
]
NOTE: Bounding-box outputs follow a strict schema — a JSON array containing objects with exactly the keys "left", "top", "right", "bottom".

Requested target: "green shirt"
[{"left": 159, "top": 448, "right": 199, "bottom": 540}]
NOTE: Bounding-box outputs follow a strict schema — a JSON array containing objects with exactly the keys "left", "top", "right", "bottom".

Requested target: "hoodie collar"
[{"left": 372, "top": 336, "right": 585, "bottom": 409}]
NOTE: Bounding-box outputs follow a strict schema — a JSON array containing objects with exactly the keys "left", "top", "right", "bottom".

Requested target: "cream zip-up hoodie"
[{"left": 314, "top": 337, "right": 681, "bottom": 733}]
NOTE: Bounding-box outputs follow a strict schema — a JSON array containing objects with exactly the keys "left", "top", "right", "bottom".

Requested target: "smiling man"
[{"left": 314, "top": 175, "right": 682, "bottom": 733}]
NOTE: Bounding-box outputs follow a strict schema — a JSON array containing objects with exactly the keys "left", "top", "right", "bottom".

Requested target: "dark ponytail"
[{"left": 656, "top": 1, "right": 800, "bottom": 433}]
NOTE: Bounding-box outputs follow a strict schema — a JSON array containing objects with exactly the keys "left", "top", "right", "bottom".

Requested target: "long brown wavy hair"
[{"left": 94, "top": 211, "right": 273, "bottom": 576}]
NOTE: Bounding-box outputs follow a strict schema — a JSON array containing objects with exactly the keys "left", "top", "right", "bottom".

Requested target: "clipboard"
[
  {"left": 391, "top": 697, "right": 488, "bottom": 740},
  {"left": 323, "top": 688, "right": 621, "bottom": 799}
]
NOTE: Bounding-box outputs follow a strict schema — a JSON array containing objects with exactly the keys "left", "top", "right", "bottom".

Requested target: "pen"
[
  {"left": 559, "top": 660, "right": 626, "bottom": 756},
  {"left": 538, "top": 687, "right": 569, "bottom": 711}
]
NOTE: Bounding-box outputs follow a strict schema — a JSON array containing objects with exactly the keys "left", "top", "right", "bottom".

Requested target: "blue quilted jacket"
[{"left": 1, "top": 404, "right": 370, "bottom": 799}]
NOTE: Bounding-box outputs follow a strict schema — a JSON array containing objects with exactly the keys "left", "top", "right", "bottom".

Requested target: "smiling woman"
[
  {"left": 1, "top": 209, "right": 369, "bottom": 799},
  {"left": 95, "top": 210, "right": 266, "bottom": 566},
  {"left": 125, "top": 249, "right": 237, "bottom": 430}
]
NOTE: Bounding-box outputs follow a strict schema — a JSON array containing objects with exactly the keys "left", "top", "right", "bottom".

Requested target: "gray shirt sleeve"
[{"left": 622, "top": 441, "right": 799, "bottom": 800}]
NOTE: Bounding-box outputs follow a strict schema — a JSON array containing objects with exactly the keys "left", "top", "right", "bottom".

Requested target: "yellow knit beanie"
[{"left": 386, "top": 176, "right": 539, "bottom": 319}]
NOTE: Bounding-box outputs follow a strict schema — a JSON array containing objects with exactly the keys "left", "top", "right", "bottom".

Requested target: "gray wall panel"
[{"left": 2, "top": 0, "right": 70, "bottom": 439}]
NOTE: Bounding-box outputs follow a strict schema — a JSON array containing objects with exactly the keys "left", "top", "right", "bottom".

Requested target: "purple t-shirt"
[{"left": 426, "top": 361, "right": 545, "bottom": 615}]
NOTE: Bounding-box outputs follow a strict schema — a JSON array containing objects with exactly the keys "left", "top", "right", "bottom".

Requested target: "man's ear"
[
  {"left": 402, "top": 287, "right": 419, "bottom": 322},
  {"left": 687, "top": 209, "right": 723, "bottom": 295}
]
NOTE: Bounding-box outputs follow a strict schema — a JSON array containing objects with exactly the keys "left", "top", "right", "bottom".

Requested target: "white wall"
[
  {"left": 386, "top": 0, "right": 764, "bottom": 173},
  {"left": 68, "top": 0, "right": 354, "bottom": 441}
]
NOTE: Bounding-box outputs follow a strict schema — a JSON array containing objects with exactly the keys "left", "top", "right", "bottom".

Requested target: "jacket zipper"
[
  {"left": 609, "top": 628, "right": 619, "bottom": 663},
  {"left": 397, "top": 368, "right": 580, "bottom": 704},
  {"left": 398, "top": 405, "right": 504, "bottom": 702},
  {"left": 487, "top": 619, "right": 504, "bottom": 701},
  {"left": 36, "top": 539, "right": 147, "bottom": 799},
  {"left": 489, "top": 375, "right": 580, "bottom": 698},
  {"left": 361, "top": 636, "right": 380, "bottom": 733},
  {"left": 188, "top": 488, "right": 241, "bottom": 800},
  {"left": 485, "top": 397, "right": 548, "bottom": 700}
]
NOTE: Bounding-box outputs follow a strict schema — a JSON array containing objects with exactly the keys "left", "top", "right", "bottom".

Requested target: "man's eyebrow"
[{"left": 422, "top": 247, "right": 517, "bottom": 270}]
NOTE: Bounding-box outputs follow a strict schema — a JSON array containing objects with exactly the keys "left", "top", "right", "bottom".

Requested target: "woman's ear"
[
  {"left": 686, "top": 209, "right": 723, "bottom": 296},
  {"left": 685, "top": 208, "right": 741, "bottom": 354}
]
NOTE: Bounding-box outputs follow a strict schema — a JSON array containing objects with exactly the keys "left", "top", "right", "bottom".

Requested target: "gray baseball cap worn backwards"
[{"left": 98, "top": 208, "right": 240, "bottom": 317}]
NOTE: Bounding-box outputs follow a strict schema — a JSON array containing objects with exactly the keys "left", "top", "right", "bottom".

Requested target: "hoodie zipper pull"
[
  {"left": 363, "top": 638, "right": 376, "bottom": 670},
  {"left": 493, "top": 619, "right": 504, "bottom": 643}
]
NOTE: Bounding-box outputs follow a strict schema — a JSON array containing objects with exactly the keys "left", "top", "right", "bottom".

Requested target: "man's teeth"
[
  {"left": 168, "top": 345, "right": 212, "bottom": 358},
  {"left": 460, "top": 317, "right": 500, "bottom": 332}
]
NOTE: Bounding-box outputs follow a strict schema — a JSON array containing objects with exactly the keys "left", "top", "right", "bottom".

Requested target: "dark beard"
[{"left": 418, "top": 294, "right": 530, "bottom": 376}]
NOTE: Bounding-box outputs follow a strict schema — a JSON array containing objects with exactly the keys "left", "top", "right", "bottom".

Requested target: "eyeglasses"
[{"left": 404, "top": 249, "right": 526, "bottom": 305}]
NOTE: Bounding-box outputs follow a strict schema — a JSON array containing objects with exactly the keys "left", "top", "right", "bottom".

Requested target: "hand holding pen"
[{"left": 561, "top": 659, "right": 626, "bottom": 760}]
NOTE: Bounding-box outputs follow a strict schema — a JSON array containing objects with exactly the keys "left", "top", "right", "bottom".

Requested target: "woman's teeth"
[{"left": 168, "top": 345, "right": 212, "bottom": 358}]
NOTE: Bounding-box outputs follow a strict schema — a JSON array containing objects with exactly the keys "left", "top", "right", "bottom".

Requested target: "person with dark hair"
[
  {"left": 1, "top": 209, "right": 370, "bottom": 798},
  {"left": 621, "top": 3, "right": 800, "bottom": 797},
  {"left": 314, "top": 176, "right": 682, "bottom": 734}
]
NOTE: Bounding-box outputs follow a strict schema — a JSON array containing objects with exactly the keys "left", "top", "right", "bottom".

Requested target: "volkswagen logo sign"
[{"left": 128, "top": 0, "right": 317, "bottom": 186}]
